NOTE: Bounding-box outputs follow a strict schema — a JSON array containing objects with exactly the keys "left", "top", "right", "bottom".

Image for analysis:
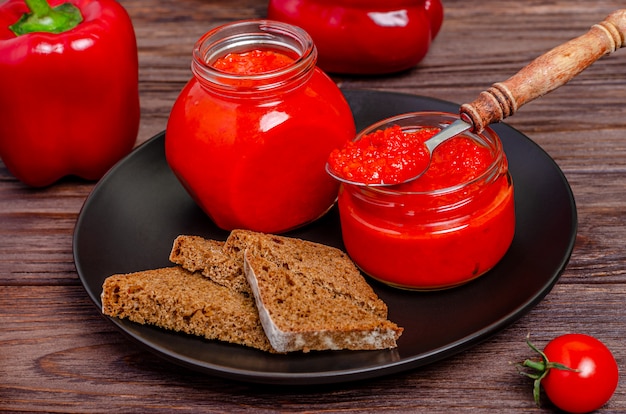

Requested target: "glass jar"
[
  {"left": 166, "top": 20, "right": 356, "bottom": 233},
  {"left": 337, "top": 112, "right": 515, "bottom": 290},
  {"left": 267, "top": 0, "right": 444, "bottom": 74}
]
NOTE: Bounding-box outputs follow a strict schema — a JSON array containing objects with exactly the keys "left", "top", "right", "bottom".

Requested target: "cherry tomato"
[{"left": 520, "top": 334, "right": 619, "bottom": 413}]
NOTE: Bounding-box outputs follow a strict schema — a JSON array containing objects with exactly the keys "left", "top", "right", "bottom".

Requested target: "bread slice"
[
  {"left": 244, "top": 252, "right": 403, "bottom": 353},
  {"left": 169, "top": 235, "right": 251, "bottom": 296},
  {"left": 167, "top": 232, "right": 403, "bottom": 353},
  {"left": 170, "top": 232, "right": 388, "bottom": 319},
  {"left": 101, "top": 267, "right": 275, "bottom": 352},
  {"left": 223, "top": 229, "right": 389, "bottom": 319}
]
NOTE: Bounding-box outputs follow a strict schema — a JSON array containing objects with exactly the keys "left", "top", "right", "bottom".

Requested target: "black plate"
[{"left": 73, "top": 90, "right": 577, "bottom": 385}]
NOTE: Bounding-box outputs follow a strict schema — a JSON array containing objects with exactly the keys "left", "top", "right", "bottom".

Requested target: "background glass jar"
[
  {"left": 166, "top": 20, "right": 356, "bottom": 233},
  {"left": 337, "top": 112, "right": 515, "bottom": 290},
  {"left": 267, "top": 0, "right": 444, "bottom": 74}
]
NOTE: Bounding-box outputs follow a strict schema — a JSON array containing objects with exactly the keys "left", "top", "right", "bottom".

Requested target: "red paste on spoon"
[{"left": 328, "top": 125, "right": 492, "bottom": 189}]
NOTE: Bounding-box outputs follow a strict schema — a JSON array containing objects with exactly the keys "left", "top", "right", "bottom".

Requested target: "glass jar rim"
[
  {"left": 191, "top": 19, "right": 317, "bottom": 92},
  {"left": 350, "top": 111, "right": 507, "bottom": 196}
]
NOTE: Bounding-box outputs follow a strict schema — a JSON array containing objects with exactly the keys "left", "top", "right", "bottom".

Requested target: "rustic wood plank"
[
  {"left": 2, "top": 0, "right": 626, "bottom": 411},
  {"left": 2, "top": 285, "right": 626, "bottom": 412}
]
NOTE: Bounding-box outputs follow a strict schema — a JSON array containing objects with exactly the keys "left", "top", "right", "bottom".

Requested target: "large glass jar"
[
  {"left": 337, "top": 112, "right": 515, "bottom": 290},
  {"left": 267, "top": 0, "right": 444, "bottom": 74},
  {"left": 166, "top": 20, "right": 356, "bottom": 233}
]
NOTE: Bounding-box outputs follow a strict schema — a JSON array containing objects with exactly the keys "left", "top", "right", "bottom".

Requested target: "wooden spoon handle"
[{"left": 460, "top": 9, "right": 626, "bottom": 133}]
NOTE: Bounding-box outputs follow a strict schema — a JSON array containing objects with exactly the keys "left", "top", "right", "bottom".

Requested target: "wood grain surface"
[{"left": 2, "top": 0, "right": 626, "bottom": 412}]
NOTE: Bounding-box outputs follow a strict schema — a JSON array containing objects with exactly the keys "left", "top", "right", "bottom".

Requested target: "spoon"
[{"left": 327, "top": 9, "right": 626, "bottom": 187}]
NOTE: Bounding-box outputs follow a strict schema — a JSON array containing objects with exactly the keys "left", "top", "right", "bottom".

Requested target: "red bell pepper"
[
  {"left": 267, "top": 0, "right": 444, "bottom": 74},
  {"left": 0, "top": 0, "right": 140, "bottom": 187}
]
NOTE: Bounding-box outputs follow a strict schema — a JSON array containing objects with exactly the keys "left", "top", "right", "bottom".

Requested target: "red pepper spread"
[
  {"left": 166, "top": 42, "right": 356, "bottom": 233},
  {"left": 334, "top": 124, "right": 513, "bottom": 289},
  {"left": 406, "top": 131, "right": 492, "bottom": 192},
  {"left": 328, "top": 125, "right": 432, "bottom": 185},
  {"left": 328, "top": 125, "right": 492, "bottom": 188},
  {"left": 213, "top": 49, "right": 294, "bottom": 74}
]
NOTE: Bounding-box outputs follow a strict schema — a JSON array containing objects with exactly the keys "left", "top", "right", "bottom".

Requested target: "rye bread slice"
[
  {"left": 243, "top": 252, "right": 403, "bottom": 353},
  {"left": 223, "top": 229, "right": 389, "bottom": 319},
  {"left": 101, "top": 267, "right": 274, "bottom": 352},
  {"left": 169, "top": 235, "right": 251, "bottom": 296}
]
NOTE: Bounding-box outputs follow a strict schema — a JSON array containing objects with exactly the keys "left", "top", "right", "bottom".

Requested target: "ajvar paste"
[
  {"left": 327, "top": 125, "right": 432, "bottom": 185},
  {"left": 335, "top": 122, "right": 515, "bottom": 290},
  {"left": 166, "top": 21, "right": 355, "bottom": 233}
]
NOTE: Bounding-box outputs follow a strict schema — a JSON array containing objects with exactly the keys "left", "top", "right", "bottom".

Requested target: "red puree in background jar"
[
  {"left": 212, "top": 50, "right": 293, "bottom": 74},
  {"left": 334, "top": 113, "right": 515, "bottom": 290},
  {"left": 166, "top": 20, "right": 355, "bottom": 233}
]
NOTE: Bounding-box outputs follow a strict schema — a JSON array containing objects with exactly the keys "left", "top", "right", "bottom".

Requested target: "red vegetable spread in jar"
[
  {"left": 334, "top": 113, "right": 515, "bottom": 290},
  {"left": 213, "top": 49, "right": 293, "bottom": 74},
  {"left": 402, "top": 131, "right": 494, "bottom": 191},
  {"left": 166, "top": 20, "right": 356, "bottom": 233},
  {"left": 327, "top": 125, "right": 431, "bottom": 185}
]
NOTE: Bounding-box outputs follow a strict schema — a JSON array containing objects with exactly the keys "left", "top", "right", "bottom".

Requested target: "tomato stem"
[
  {"left": 520, "top": 358, "right": 545, "bottom": 374},
  {"left": 516, "top": 334, "right": 580, "bottom": 407}
]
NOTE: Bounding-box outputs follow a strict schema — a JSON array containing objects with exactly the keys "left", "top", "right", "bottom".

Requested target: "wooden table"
[{"left": 2, "top": 0, "right": 626, "bottom": 411}]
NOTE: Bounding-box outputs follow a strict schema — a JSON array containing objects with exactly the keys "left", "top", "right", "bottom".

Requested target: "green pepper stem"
[
  {"left": 9, "top": 0, "right": 83, "bottom": 36},
  {"left": 23, "top": 0, "right": 53, "bottom": 17}
]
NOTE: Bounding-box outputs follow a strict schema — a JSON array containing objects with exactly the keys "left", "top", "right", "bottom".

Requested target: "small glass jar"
[
  {"left": 166, "top": 20, "right": 356, "bottom": 233},
  {"left": 267, "top": 0, "right": 444, "bottom": 74},
  {"left": 337, "top": 112, "right": 515, "bottom": 290}
]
